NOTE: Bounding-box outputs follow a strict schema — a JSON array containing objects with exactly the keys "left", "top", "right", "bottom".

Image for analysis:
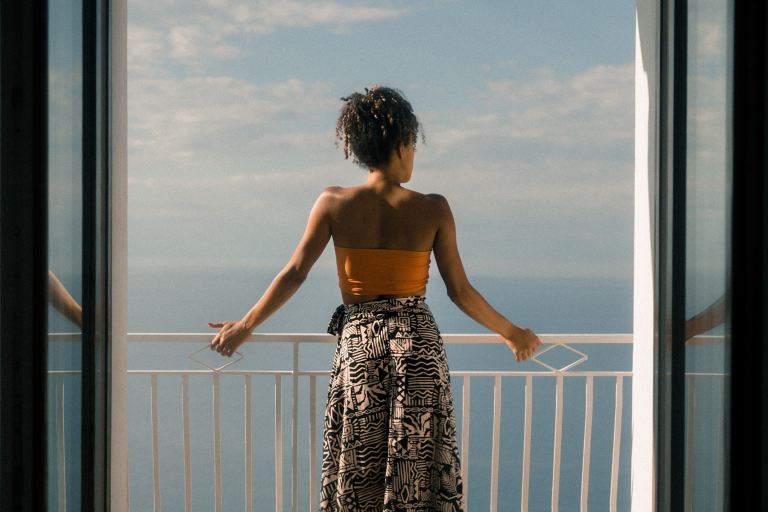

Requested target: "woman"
[{"left": 208, "top": 86, "right": 542, "bottom": 511}]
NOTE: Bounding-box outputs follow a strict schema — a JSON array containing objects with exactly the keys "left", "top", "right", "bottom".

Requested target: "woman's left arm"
[{"left": 209, "top": 188, "right": 334, "bottom": 355}]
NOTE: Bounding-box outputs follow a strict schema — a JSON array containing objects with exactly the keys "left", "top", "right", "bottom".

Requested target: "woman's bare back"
[
  {"left": 326, "top": 184, "right": 441, "bottom": 303},
  {"left": 327, "top": 185, "right": 440, "bottom": 252}
]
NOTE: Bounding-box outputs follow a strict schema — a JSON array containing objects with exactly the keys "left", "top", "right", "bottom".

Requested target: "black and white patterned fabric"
[{"left": 320, "top": 295, "right": 464, "bottom": 512}]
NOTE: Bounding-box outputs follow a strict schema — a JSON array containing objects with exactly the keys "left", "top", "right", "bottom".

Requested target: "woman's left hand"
[{"left": 208, "top": 320, "right": 251, "bottom": 357}]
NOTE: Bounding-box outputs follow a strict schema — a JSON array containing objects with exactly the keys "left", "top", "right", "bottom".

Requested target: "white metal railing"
[{"left": 50, "top": 332, "right": 640, "bottom": 511}]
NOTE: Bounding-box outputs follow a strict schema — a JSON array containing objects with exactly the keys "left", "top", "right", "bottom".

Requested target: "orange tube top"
[{"left": 334, "top": 245, "right": 431, "bottom": 296}]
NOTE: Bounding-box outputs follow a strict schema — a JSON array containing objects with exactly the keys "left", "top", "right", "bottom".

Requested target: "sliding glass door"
[
  {"left": 657, "top": 0, "right": 733, "bottom": 509},
  {"left": 682, "top": 0, "right": 732, "bottom": 509},
  {"left": 47, "top": 0, "right": 85, "bottom": 509},
  {"left": 1, "top": 1, "right": 111, "bottom": 510}
]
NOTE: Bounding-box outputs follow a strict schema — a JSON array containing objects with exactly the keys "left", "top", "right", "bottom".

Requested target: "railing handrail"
[
  {"left": 130, "top": 332, "right": 635, "bottom": 344},
  {"left": 48, "top": 331, "right": 637, "bottom": 343},
  {"left": 47, "top": 331, "right": 727, "bottom": 345}
]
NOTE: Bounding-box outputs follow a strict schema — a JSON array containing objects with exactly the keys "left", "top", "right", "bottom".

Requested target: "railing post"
[
  {"left": 461, "top": 376, "right": 471, "bottom": 511},
  {"left": 245, "top": 375, "right": 253, "bottom": 512},
  {"left": 181, "top": 375, "right": 192, "bottom": 512},
  {"left": 684, "top": 374, "right": 695, "bottom": 512},
  {"left": 150, "top": 374, "right": 161, "bottom": 512},
  {"left": 521, "top": 375, "right": 533, "bottom": 511},
  {"left": 609, "top": 376, "right": 624, "bottom": 512},
  {"left": 292, "top": 341, "right": 299, "bottom": 512},
  {"left": 309, "top": 375, "right": 317, "bottom": 512},
  {"left": 275, "top": 375, "right": 283, "bottom": 512},
  {"left": 213, "top": 373, "right": 222, "bottom": 512},
  {"left": 580, "top": 376, "right": 594, "bottom": 511},
  {"left": 552, "top": 374, "right": 564, "bottom": 512},
  {"left": 490, "top": 375, "right": 502, "bottom": 512},
  {"left": 56, "top": 376, "right": 67, "bottom": 512}
]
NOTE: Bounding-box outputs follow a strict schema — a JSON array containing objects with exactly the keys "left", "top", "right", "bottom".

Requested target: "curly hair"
[{"left": 335, "top": 85, "right": 425, "bottom": 169}]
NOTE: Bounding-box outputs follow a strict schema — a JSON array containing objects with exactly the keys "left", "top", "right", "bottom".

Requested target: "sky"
[{"left": 127, "top": 0, "right": 636, "bottom": 281}]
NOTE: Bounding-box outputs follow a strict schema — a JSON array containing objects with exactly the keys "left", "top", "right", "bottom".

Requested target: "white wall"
[
  {"left": 632, "top": 0, "right": 659, "bottom": 510},
  {"left": 110, "top": 0, "right": 129, "bottom": 510}
]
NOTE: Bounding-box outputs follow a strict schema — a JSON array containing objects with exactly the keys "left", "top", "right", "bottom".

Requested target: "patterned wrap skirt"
[{"left": 320, "top": 295, "right": 464, "bottom": 512}]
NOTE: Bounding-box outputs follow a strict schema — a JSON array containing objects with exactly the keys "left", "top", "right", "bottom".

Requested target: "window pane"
[
  {"left": 47, "top": 0, "right": 84, "bottom": 509},
  {"left": 684, "top": 0, "right": 733, "bottom": 509}
]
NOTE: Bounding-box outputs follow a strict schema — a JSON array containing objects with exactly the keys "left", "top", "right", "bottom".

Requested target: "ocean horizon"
[{"left": 127, "top": 267, "right": 633, "bottom": 335}]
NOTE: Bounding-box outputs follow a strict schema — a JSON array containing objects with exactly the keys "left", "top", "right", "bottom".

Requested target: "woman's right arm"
[{"left": 429, "top": 194, "right": 542, "bottom": 362}]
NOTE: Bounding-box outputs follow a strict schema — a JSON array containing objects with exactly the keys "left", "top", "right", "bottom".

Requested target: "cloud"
[
  {"left": 128, "top": 75, "right": 337, "bottom": 165},
  {"left": 127, "top": 170, "right": 317, "bottom": 192},
  {"left": 225, "top": 1, "right": 408, "bottom": 31},
  {"left": 129, "top": 0, "right": 412, "bottom": 71},
  {"left": 168, "top": 24, "right": 241, "bottom": 65},
  {"left": 691, "top": 20, "right": 726, "bottom": 60},
  {"left": 424, "top": 63, "right": 634, "bottom": 156},
  {"left": 127, "top": 25, "right": 168, "bottom": 74}
]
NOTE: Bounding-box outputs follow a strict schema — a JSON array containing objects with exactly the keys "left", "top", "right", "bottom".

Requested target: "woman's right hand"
[{"left": 503, "top": 324, "right": 543, "bottom": 362}]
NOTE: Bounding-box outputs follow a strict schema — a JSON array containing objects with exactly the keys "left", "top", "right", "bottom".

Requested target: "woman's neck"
[{"left": 365, "top": 169, "right": 403, "bottom": 192}]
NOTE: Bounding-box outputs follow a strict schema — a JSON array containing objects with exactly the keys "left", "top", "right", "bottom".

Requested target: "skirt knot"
[{"left": 327, "top": 303, "right": 347, "bottom": 336}]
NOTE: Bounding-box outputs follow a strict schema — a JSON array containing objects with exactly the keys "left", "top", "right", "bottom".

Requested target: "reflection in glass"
[
  {"left": 48, "top": 270, "right": 83, "bottom": 328},
  {"left": 47, "top": 0, "right": 84, "bottom": 509},
  {"left": 684, "top": 0, "right": 732, "bottom": 509}
]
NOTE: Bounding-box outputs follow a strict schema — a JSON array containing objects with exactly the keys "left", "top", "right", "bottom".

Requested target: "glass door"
[
  {"left": 657, "top": 0, "right": 733, "bottom": 509},
  {"left": 47, "top": 0, "right": 111, "bottom": 509},
  {"left": 682, "top": 0, "right": 732, "bottom": 509},
  {"left": 3, "top": 0, "right": 112, "bottom": 509},
  {"left": 47, "top": 1, "right": 85, "bottom": 509}
]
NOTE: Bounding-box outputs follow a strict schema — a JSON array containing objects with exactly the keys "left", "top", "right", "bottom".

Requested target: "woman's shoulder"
[
  {"left": 423, "top": 193, "right": 451, "bottom": 216},
  {"left": 318, "top": 185, "right": 355, "bottom": 208},
  {"left": 321, "top": 185, "right": 448, "bottom": 212},
  {"left": 423, "top": 192, "right": 448, "bottom": 204}
]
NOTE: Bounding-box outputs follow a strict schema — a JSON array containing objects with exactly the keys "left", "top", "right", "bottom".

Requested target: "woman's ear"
[
  {"left": 390, "top": 142, "right": 402, "bottom": 163},
  {"left": 396, "top": 140, "right": 406, "bottom": 161}
]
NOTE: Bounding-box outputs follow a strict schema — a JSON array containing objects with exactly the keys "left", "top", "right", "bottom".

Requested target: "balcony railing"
[{"left": 49, "top": 332, "right": 637, "bottom": 511}]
